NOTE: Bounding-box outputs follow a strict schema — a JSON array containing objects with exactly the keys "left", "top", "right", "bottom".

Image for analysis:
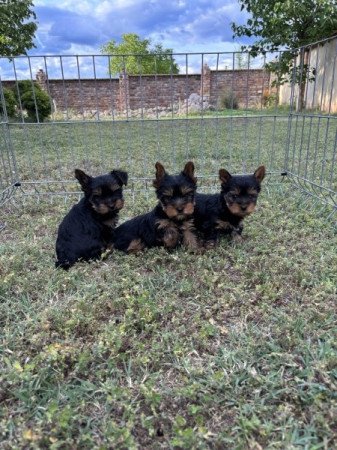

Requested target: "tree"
[
  {"left": 21, "top": 88, "right": 51, "bottom": 122},
  {"left": 0, "top": 87, "right": 16, "bottom": 117},
  {"left": 0, "top": 0, "right": 37, "bottom": 57},
  {"left": 232, "top": 0, "right": 337, "bottom": 110},
  {"left": 101, "top": 33, "right": 179, "bottom": 75}
]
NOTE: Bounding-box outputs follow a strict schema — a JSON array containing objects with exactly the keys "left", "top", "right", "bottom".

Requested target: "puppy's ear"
[
  {"left": 153, "top": 162, "right": 166, "bottom": 188},
  {"left": 112, "top": 170, "right": 128, "bottom": 186},
  {"left": 219, "top": 168, "right": 232, "bottom": 185},
  {"left": 75, "top": 169, "right": 91, "bottom": 190},
  {"left": 182, "top": 161, "right": 197, "bottom": 183},
  {"left": 254, "top": 165, "right": 266, "bottom": 183}
]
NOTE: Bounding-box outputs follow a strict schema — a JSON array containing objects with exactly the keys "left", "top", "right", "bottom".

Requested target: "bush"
[
  {"left": 218, "top": 90, "right": 239, "bottom": 110},
  {"left": 0, "top": 87, "right": 17, "bottom": 117},
  {"left": 262, "top": 90, "right": 279, "bottom": 108},
  {"left": 20, "top": 87, "right": 52, "bottom": 122},
  {"left": 15, "top": 80, "right": 39, "bottom": 100}
]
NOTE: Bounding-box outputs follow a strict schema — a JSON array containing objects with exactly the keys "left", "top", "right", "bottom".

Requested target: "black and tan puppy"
[
  {"left": 113, "top": 162, "right": 198, "bottom": 253},
  {"left": 55, "top": 168, "right": 128, "bottom": 269},
  {"left": 194, "top": 166, "right": 265, "bottom": 248}
]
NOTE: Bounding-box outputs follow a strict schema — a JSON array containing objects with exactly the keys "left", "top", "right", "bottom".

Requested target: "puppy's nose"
[
  {"left": 241, "top": 205, "right": 247, "bottom": 211},
  {"left": 176, "top": 205, "right": 184, "bottom": 212}
]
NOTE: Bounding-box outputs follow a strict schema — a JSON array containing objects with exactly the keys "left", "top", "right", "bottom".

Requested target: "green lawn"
[
  {"left": 5, "top": 115, "right": 337, "bottom": 197},
  {"left": 0, "top": 117, "right": 337, "bottom": 448}
]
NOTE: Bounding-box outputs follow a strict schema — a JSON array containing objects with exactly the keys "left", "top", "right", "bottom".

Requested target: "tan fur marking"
[
  {"left": 247, "top": 188, "right": 258, "bottom": 195},
  {"left": 157, "top": 219, "right": 179, "bottom": 248},
  {"left": 227, "top": 202, "right": 255, "bottom": 217},
  {"left": 180, "top": 219, "right": 194, "bottom": 232},
  {"left": 156, "top": 218, "right": 172, "bottom": 230},
  {"left": 110, "top": 183, "right": 120, "bottom": 192},
  {"left": 246, "top": 202, "right": 256, "bottom": 214},
  {"left": 162, "top": 187, "right": 174, "bottom": 196},
  {"left": 183, "top": 201, "right": 195, "bottom": 215},
  {"left": 227, "top": 203, "right": 242, "bottom": 215},
  {"left": 163, "top": 204, "right": 178, "bottom": 218},
  {"left": 163, "top": 230, "right": 180, "bottom": 248},
  {"left": 156, "top": 219, "right": 180, "bottom": 248},
  {"left": 181, "top": 220, "right": 198, "bottom": 250},
  {"left": 127, "top": 239, "right": 145, "bottom": 253},
  {"left": 180, "top": 186, "right": 194, "bottom": 195},
  {"left": 114, "top": 198, "right": 124, "bottom": 210},
  {"left": 92, "top": 203, "right": 110, "bottom": 214}
]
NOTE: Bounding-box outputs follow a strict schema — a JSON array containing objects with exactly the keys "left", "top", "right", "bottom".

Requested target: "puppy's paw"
[
  {"left": 204, "top": 239, "right": 217, "bottom": 250},
  {"left": 232, "top": 233, "right": 244, "bottom": 244}
]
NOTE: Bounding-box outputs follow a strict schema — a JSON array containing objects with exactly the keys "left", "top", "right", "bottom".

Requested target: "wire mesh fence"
[{"left": 0, "top": 36, "right": 336, "bottom": 221}]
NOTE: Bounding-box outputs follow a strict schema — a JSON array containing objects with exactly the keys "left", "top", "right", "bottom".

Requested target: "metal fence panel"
[{"left": 0, "top": 40, "right": 336, "bottom": 215}]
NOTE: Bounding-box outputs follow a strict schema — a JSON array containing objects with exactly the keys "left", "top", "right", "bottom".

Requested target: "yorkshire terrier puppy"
[
  {"left": 194, "top": 166, "right": 265, "bottom": 248},
  {"left": 113, "top": 162, "right": 198, "bottom": 253},
  {"left": 55, "top": 168, "right": 128, "bottom": 269}
]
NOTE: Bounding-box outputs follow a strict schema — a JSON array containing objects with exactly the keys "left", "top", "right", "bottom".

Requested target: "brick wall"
[
  {"left": 46, "top": 79, "right": 120, "bottom": 114},
  {"left": 209, "top": 69, "right": 271, "bottom": 108},
  {"left": 124, "top": 74, "right": 201, "bottom": 111},
  {"left": 2, "top": 68, "right": 271, "bottom": 115}
]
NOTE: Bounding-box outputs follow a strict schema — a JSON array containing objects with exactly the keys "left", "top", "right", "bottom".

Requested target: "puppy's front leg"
[
  {"left": 181, "top": 220, "right": 199, "bottom": 250},
  {"left": 231, "top": 221, "right": 244, "bottom": 243}
]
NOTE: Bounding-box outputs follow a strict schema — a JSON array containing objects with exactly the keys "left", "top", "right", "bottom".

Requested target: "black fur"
[
  {"left": 194, "top": 166, "right": 265, "bottom": 247},
  {"left": 113, "top": 162, "right": 198, "bottom": 253},
  {"left": 55, "top": 169, "right": 128, "bottom": 269}
]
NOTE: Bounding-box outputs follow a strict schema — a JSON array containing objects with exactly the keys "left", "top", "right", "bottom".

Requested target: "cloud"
[
  {"left": 31, "top": 0, "right": 252, "bottom": 56},
  {"left": 0, "top": 1, "right": 259, "bottom": 79},
  {"left": 33, "top": 6, "right": 108, "bottom": 54}
]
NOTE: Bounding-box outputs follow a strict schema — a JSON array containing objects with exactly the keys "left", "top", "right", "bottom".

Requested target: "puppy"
[
  {"left": 194, "top": 166, "right": 265, "bottom": 248},
  {"left": 55, "top": 168, "right": 128, "bottom": 269},
  {"left": 113, "top": 162, "right": 198, "bottom": 253}
]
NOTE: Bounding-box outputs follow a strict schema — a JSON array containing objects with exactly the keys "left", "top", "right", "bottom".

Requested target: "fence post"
[
  {"left": 119, "top": 72, "right": 130, "bottom": 116},
  {"left": 201, "top": 63, "right": 211, "bottom": 104}
]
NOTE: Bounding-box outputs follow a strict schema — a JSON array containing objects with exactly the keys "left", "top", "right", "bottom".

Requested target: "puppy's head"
[
  {"left": 153, "top": 161, "right": 197, "bottom": 221},
  {"left": 75, "top": 169, "right": 128, "bottom": 215},
  {"left": 219, "top": 165, "right": 265, "bottom": 218}
]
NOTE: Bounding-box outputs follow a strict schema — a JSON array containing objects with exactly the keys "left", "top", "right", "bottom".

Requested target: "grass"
[
  {"left": 0, "top": 118, "right": 337, "bottom": 448},
  {"left": 4, "top": 114, "right": 337, "bottom": 194}
]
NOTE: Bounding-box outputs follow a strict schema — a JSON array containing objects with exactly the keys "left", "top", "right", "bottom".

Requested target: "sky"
[
  {"left": 32, "top": 0, "right": 250, "bottom": 55},
  {"left": 1, "top": 0, "right": 258, "bottom": 79}
]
